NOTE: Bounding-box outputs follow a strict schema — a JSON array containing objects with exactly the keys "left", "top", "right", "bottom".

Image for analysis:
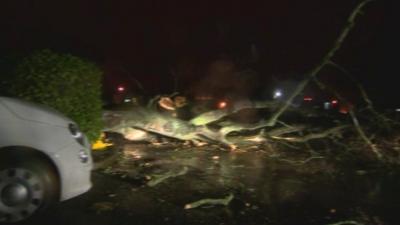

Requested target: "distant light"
[
  {"left": 396, "top": 108, "right": 400, "bottom": 112},
  {"left": 303, "top": 97, "right": 313, "bottom": 101},
  {"left": 324, "top": 102, "right": 331, "bottom": 110},
  {"left": 218, "top": 101, "right": 227, "bottom": 109},
  {"left": 117, "top": 85, "right": 125, "bottom": 92},
  {"left": 273, "top": 90, "right": 283, "bottom": 99},
  {"left": 331, "top": 100, "right": 338, "bottom": 104},
  {"left": 124, "top": 98, "right": 131, "bottom": 103}
]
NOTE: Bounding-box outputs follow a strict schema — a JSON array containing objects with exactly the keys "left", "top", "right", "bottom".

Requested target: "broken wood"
[
  {"left": 147, "top": 166, "right": 189, "bottom": 187},
  {"left": 184, "top": 193, "right": 234, "bottom": 209},
  {"left": 349, "top": 109, "right": 383, "bottom": 159},
  {"left": 270, "top": 125, "right": 348, "bottom": 143},
  {"left": 326, "top": 221, "right": 364, "bottom": 225}
]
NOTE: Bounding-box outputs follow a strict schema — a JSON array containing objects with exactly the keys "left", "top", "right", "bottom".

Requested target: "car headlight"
[{"left": 68, "top": 123, "right": 85, "bottom": 146}]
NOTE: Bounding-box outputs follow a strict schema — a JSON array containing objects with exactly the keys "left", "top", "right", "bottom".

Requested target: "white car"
[{"left": 0, "top": 97, "right": 93, "bottom": 223}]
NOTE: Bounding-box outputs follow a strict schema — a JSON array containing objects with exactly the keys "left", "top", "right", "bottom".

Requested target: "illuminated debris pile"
[
  {"left": 102, "top": 94, "right": 400, "bottom": 162},
  {"left": 103, "top": 104, "right": 348, "bottom": 151},
  {"left": 103, "top": 89, "right": 400, "bottom": 161}
]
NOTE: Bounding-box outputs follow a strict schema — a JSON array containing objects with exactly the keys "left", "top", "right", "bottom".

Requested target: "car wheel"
[{"left": 0, "top": 156, "right": 59, "bottom": 223}]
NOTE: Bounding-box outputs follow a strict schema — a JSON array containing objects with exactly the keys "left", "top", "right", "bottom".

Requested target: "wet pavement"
[{"left": 17, "top": 143, "right": 400, "bottom": 225}]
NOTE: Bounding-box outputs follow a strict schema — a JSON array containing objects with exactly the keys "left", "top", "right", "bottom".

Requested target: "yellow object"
[{"left": 92, "top": 132, "right": 113, "bottom": 150}]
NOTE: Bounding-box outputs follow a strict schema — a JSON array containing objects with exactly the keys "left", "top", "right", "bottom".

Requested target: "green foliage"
[{"left": 7, "top": 49, "right": 103, "bottom": 142}]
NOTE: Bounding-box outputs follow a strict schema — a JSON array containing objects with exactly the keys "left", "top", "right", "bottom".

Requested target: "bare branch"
[
  {"left": 326, "top": 220, "right": 364, "bottom": 225},
  {"left": 266, "top": 0, "right": 374, "bottom": 127},
  {"left": 270, "top": 125, "right": 348, "bottom": 143},
  {"left": 147, "top": 166, "right": 189, "bottom": 187},
  {"left": 313, "top": 76, "right": 383, "bottom": 159},
  {"left": 327, "top": 61, "right": 397, "bottom": 126},
  {"left": 349, "top": 109, "right": 383, "bottom": 159},
  {"left": 280, "top": 156, "right": 325, "bottom": 165},
  {"left": 184, "top": 193, "right": 234, "bottom": 209}
]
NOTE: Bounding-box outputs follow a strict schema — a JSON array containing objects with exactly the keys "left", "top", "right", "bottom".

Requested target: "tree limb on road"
[{"left": 269, "top": 125, "right": 349, "bottom": 143}]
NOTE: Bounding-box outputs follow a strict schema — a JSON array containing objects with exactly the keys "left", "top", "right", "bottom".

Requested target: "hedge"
[{"left": 7, "top": 49, "right": 103, "bottom": 142}]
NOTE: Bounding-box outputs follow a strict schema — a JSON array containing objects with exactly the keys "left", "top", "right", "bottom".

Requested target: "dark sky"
[{"left": 0, "top": 0, "right": 394, "bottom": 105}]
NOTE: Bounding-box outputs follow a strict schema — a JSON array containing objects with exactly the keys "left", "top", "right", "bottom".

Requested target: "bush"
[{"left": 7, "top": 49, "right": 103, "bottom": 142}]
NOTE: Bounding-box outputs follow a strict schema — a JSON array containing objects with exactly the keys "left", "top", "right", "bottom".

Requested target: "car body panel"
[{"left": 0, "top": 97, "right": 93, "bottom": 201}]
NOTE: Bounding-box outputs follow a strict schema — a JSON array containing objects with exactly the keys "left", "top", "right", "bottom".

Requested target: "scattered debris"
[
  {"left": 147, "top": 166, "right": 189, "bottom": 187},
  {"left": 184, "top": 193, "right": 234, "bottom": 210},
  {"left": 326, "top": 220, "right": 364, "bottom": 225}
]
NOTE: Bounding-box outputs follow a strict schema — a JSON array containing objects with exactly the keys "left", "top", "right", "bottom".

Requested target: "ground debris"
[
  {"left": 184, "top": 193, "right": 234, "bottom": 210},
  {"left": 326, "top": 220, "right": 364, "bottom": 225},
  {"left": 147, "top": 166, "right": 189, "bottom": 187}
]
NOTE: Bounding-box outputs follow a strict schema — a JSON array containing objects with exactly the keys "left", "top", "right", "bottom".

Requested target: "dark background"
[{"left": 0, "top": 0, "right": 395, "bottom": 107}]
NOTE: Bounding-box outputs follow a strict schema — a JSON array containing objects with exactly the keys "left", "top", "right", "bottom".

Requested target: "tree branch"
[
  {"left": 266, "top": 0, "right": 374, "bottom": 127},
  {"left": 270, "top": 125, "right": 348, "bottom": 143}
]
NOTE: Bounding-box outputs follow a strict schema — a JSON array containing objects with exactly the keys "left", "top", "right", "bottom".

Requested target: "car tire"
[{"left": 0, "top": 153, "right": 59, "bottom": 223}]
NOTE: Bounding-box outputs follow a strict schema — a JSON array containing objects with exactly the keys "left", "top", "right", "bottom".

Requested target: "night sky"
[{"left": 0, "top": 0, "right": 395, "bottom": 106}]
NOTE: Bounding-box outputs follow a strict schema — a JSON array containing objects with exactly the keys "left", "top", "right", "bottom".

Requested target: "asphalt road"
[{"left": 16, "top": 143, "right": 400, "bottom": 225}]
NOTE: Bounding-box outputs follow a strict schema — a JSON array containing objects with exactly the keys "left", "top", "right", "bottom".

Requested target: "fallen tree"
[{"left": 102, "top": 0, "right": 392, "bottom": 161}]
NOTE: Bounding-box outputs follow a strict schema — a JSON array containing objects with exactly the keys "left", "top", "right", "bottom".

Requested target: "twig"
[
  {"left": 266, "top": 0, "right": 374, "bottom": 127},
  {"left": 313, "top": 76, "right": 382, "bottom": 160},
  {"left": 184, "top": 193, "right": 234, "bottom": 209},
  {"left": 280, "top": 156, "right": 325, "bottom": 165},
  {"left": 270, "top": 126, "right": 348, "bottom": 142},
  {"left": 326, "top": 220, "right": 364, "bottom": 225},
  {"left": 267, "top": 125, "right": 306, "bottom": 137},
  {"left": 147, "top": 166, "right": 189, "bottom": 187},
  {"left": 349, "top": 109, "right": 383, "bottom": 159},
  {"left": 327, "top": 61, "right": 396, "bottom": 126}
]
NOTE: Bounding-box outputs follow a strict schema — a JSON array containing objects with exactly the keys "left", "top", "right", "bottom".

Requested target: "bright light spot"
[
  {"left": 324, "top": 102, "right": 331, "bottom": 110},
  {"left": 124, "top": 98, "right": 131, "bottom": 103},
  {"left": 218, "top": 101, "right": 227, "bottom": 109},
  {"left": 246, "top": 136, "right": 265, "bottom": 143},
  {"left": 212, "top": 156, "right": 220, "bottom": 160},
  {"left": 331, "top": 100, "right": 338, "bottom": 104},
  {"left": 396, "top": 108, "right": 400, "bottom": 112},
  {"left": 273, "top": 90, "right": 283, "bottom": 99},
  {"left": 124, "top": 128, "right": 148, "bottom": 141},
  {"left": 117, "top": 85, "right": 125, "bottom": 92}
]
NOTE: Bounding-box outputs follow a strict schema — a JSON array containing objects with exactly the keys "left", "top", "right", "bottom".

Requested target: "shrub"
[{"left": 7, "top": 49, "right": 103, "bottom": 142}]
